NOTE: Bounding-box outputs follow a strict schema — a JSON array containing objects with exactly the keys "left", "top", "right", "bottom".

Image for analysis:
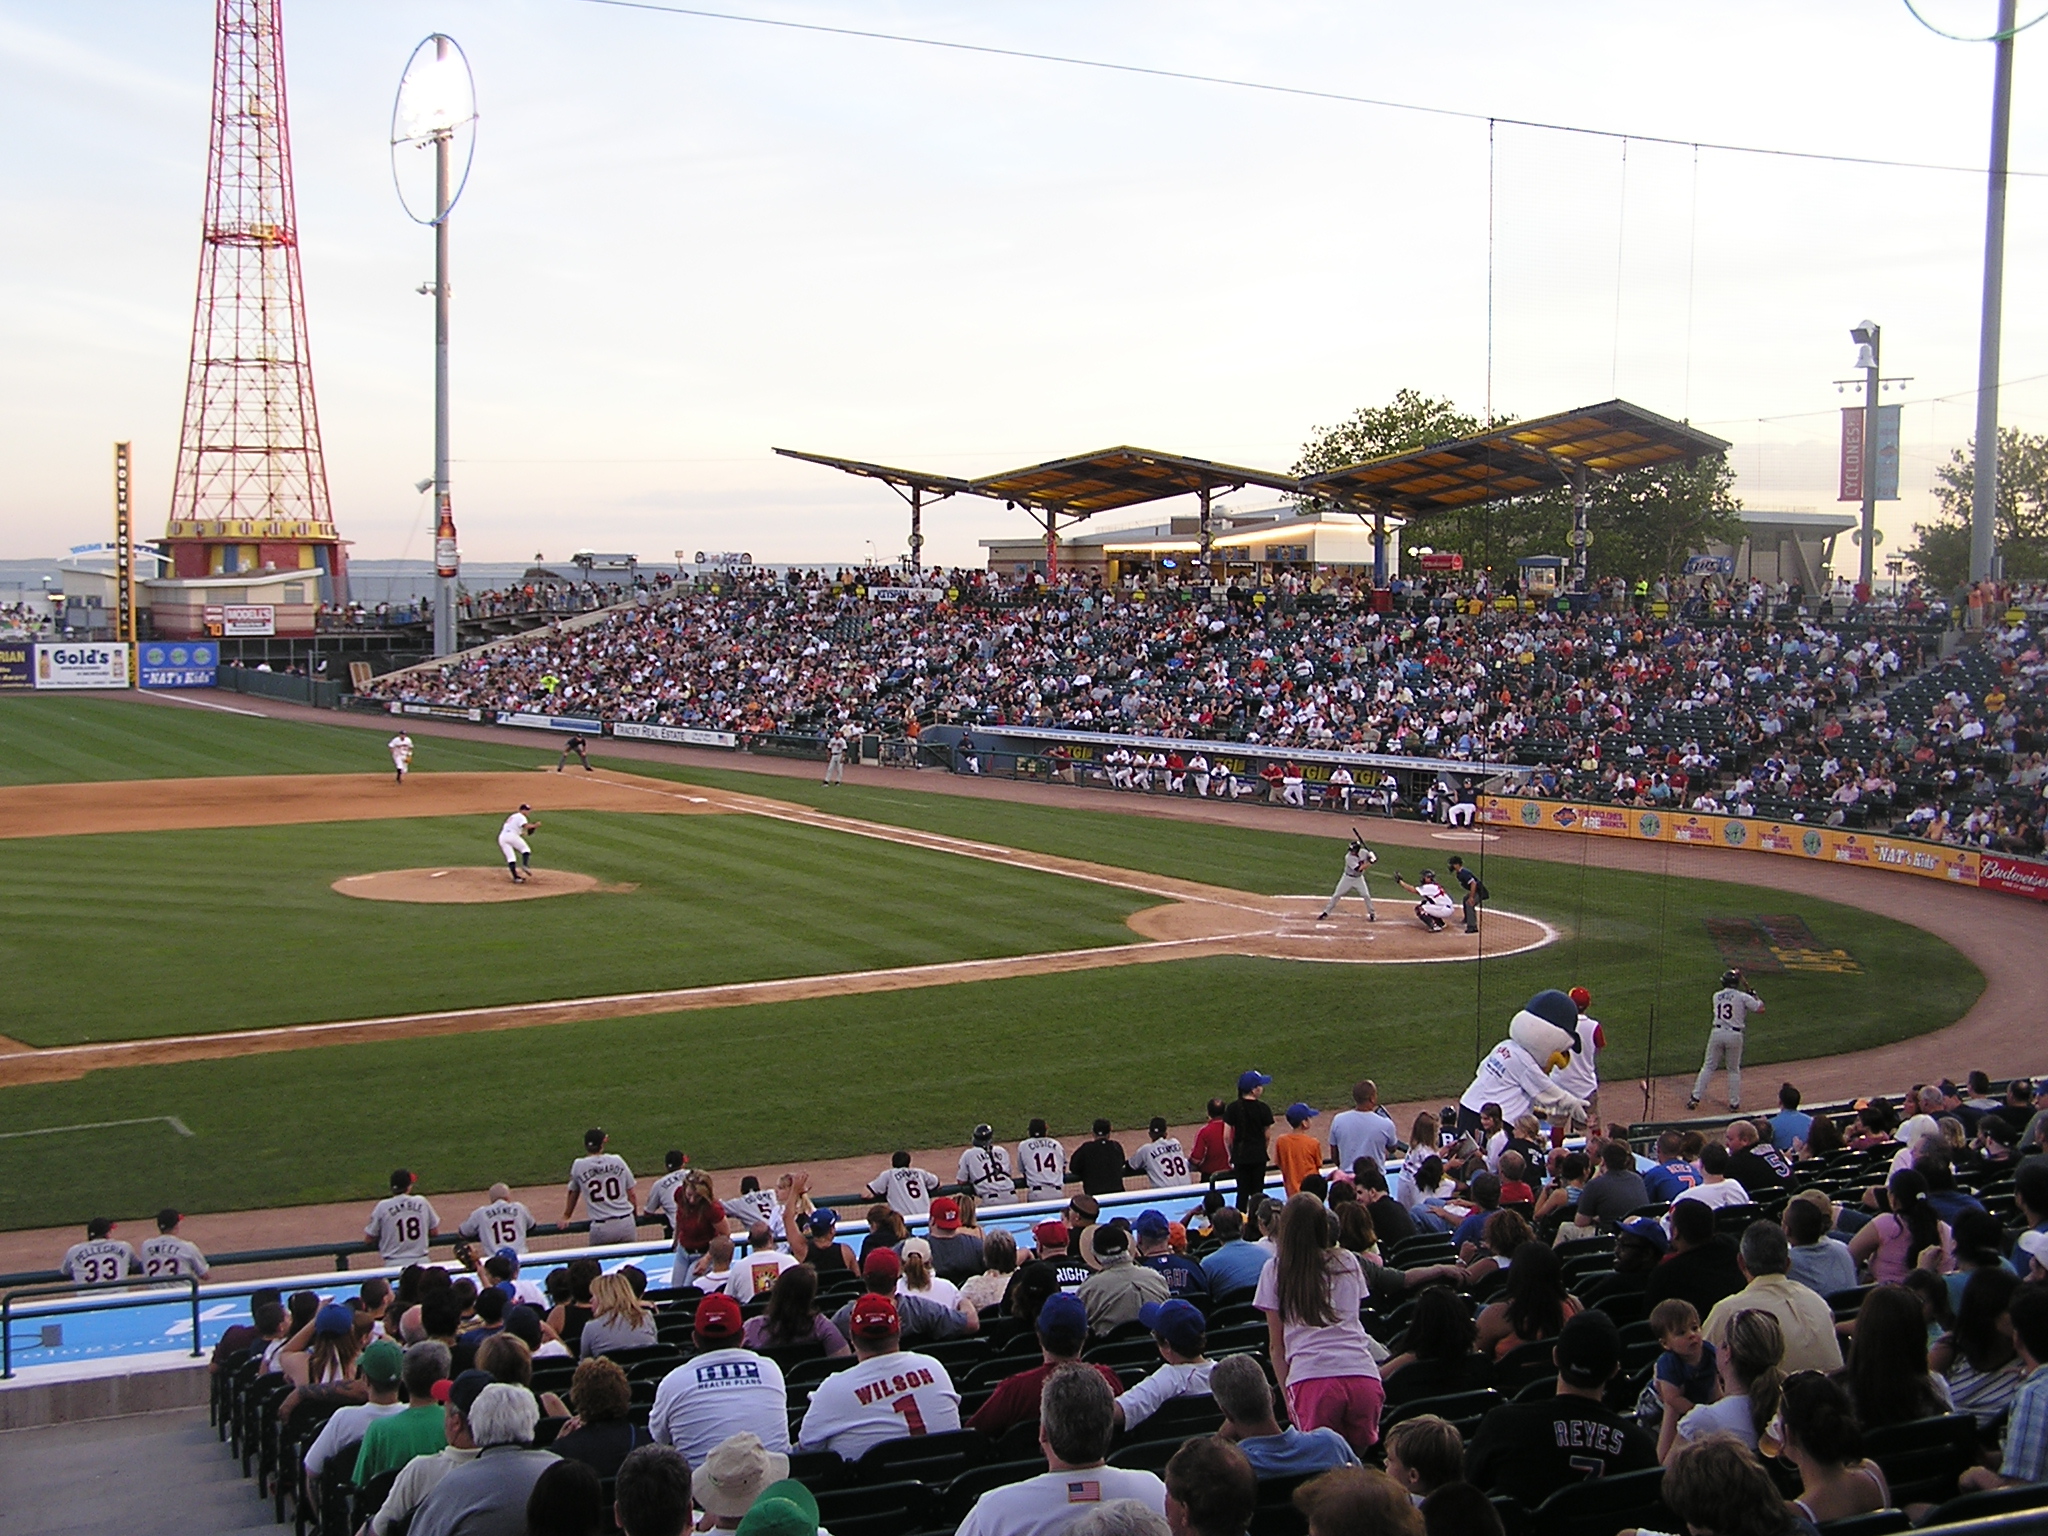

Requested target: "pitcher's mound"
[{"left": 334, "top": 868, "right": 609, "bottom": 904}]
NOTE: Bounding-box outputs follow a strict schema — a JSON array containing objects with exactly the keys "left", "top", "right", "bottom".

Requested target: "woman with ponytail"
[
  {"left": 1662, "top": 1308, "right": 1785, "bottom": 1460},
  {"left": 1848, "top": 1168, "right": 1954, "bottom": 1284},
  {"left": 1777, "top": 1372, "right": 1889, "bottom": 1523},
  {"left": 1841, "top": 1282, "right": 1955, "bottom": 1428}
]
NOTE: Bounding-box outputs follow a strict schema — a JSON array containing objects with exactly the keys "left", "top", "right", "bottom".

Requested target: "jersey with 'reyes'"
[
  {"left": 568, "top": 1154, "right": 637, "bottom": 1219},
  {"left": 796, "top": 1349, "right": 962, "bottom": 1459},
  {"left": 61, "top": 1239, "right": 137, "bottom": 1284},
  {"left": 868, "top": 1166, "right": 940, "bottom": 1218},
  {"left": 139, "top": 1235, "right": 209, "bottom": 1278},
  {"left": 1709, "top": 988, "right": 1765, "bottom": 1029},
  {"left": 461, "top": 1199, "right": 536, "bottom": 1255},
  {"left": 1016, "top": 1136, "right": 1069, "bottom": 1196},
  {"left": 1127, "top": 1137, "right": 1191, "bottom": 1188},
  {"left": 365, "top": 1194, "right": 439, "bottom": 1263}
]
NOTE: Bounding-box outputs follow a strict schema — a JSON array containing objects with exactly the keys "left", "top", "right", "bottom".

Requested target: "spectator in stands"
[
  {"left": 1257, "top": 1192, "right": 1384, "bottom": 1453},
  {"left": 1803, "top": 1112, "right": 1846, "bottom": 1158},
  {"left": 1701, "top": 1222, "right": 1842, "bottom": 1375},
  {"left": 1379, "top": 1286, "right": 1490, "bottom": 1406},
  {"left": 1450, "top": 1173, "right": 1502, "bottom": 1253},
  {"left": 688, "top": 1432, "right": 787, "bottom": 1534},
  {"left": 829, "top": 1247, "right": 976, "bottom": 1344},
  {"left": 1655, "top": 1432, "right": 1809, "bottom": 1536},
  {"left": 958, "top": 1228, "right": 1019, "bottom": 1314},
  {"left": 1781, "top": 1193, "right": 1857, "bottom": 1297},
  {"left": 971, "top": 1291, "right": 1123, "bottom": 1438},
  {"left": 1160, "top": 1436, "right": 1255, "bottom": 1536},
  {"left": 546, "top": 1258, "right": 602, "bottom": 1351},
  {"left": 281, "top": 1301, "right": 362, "bottom": 1388},
  {"left": 1840, "top": 1282, "right": 1956, "bottom": 1428},
  {"left": 1723, "top": 1120, "right": 1791, "bottom": 1194},
  {"left": 1291, "top": 1468, "right": 1422, "bottom": 1536},
  {"left": 784, "top": 1206, "right": 857, "bottom": 1283},
  {"left": 550, "top": 1357, "right": 653, "bottom": 1478},
  {"left": 1848, "top": 1168, "right": 1954, "bottom": 1283},
  {"left": 648, "top": 1294, "right": 790, "bottom": 1468},
  {"left": 1933, "top": 1267, "right": 2026, "bottom": 1429},
  {"left": 1198, "top": 1209, "right": 1269, "bottom": 1299},
  {"left": 1070, "top": 1119, "right": 1132, "bottom": 1196},
  {"left": 1078, "top": 1222, "right": 1170, "bottom": 1336},
  {"left": 355, "top": 1340, "right": 451, "bottom": 1486},
  {"left": 1645, "top": 1198, "right": 1746, "bottom": 1320},
  {"left": 1464, "top": 1309, "right": 1657, "bottom": 1504},
  {"left": 1382, "top": 1414, "right": 1464, "bottom": 1505},
  {"left": 1664, "top": 1308, "right": 1784, "bottom": 1458},
  {"left": 210, "top": 1288, "right": 282, "bottom": 1375},
  {"left": 740, "top": 1262, "right": 848, "bottom": 1358},
  {"left": 408, "top": 1382, "right": 558, "bottom": 1536},
  {"left": 957, "top": 1366, "right": 1166, "bottom": 1535},
  {"left": 475, "top": 1332, "right": 570, "bottom": 1419},
  {"left": 526, "top": 1459, "right": 604, "bottom": 1536},
  {"left": 1564, "top": 1139, "right": 1652, "bottom": 1236},
  {"left": 1417, "top": 1483, "right": 1503, "bottom": 1536},
  {"left": 1350, "top": 1161, "right": 1417, "bottom": 1248},
  {"left": 796, "top": 1294, "right": 962, "bottom": 1459},
  {"left": 1224, "top": 1072, "right": 1277, "bottom": 1213},
  {"left": 668, "top": 1172, "right": 725, "bottom": 1289},
  {"left": 923, "top": 1197, "right": 984, "bottom": 1282},
  {"left": 1775, "top": 1372, "right": 1888, "bottom": 1524},
  {"left": 1329, "top": 1082, "right": 1400, "bottom": 1177},
  {"left": 1273, "top": 1104, "right": 1324, "bottom": 1197},
  {"left": 1111, "top": 1300, "right": 1214, "bottom": 1432},
  {"left": 1770, "top": 1084, "right": 1813, "bottom": 1154},
  {"left": 613, "top": 1444, "right": 693, "bottom": 1536},
  {"left": 1642, "top": 1130, "right": 1703, "bottom": 1203},
  {"left": 303, "top": 1340, "right": 406, "bottom": 1478},
  {"left": 372, "top": 1369, "right": 490, "bottom": 1536},
  {"left": 1673, "top": 1143, "right": 1751, "bottom": 1214},
  {"left": 1135, "top": 1209, "right": 1209, "bottom": 1300},
  {"left": 1190, "top": 1099, "right": 1231, "bottom": 1186},
  {"left": 1960, "top": 1280, "right": 2048, "bottom": 1492},
  {"left": 1209, "top": 1351, "right": 1359, "bottom": 1478},
  {"left": 1476, "top": 1241, "right": 1578, "bottom": 1359},
  {"left": 578, "top": 1272, "right": 658, "bottom": 1359}
]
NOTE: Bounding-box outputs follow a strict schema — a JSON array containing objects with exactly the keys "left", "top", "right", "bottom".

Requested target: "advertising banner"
[
  {"left": 221, "top": 604, "right": 275, "bottom": 637},
  {"left": 868, "top": 587, "right": 945, "bottom": 603},
  {"left": 394, "top": 702, "right": 484, "bottom": 723},
  {"left": 498, "top": 712, "right": 603, "bottom": 732},
  {"left": 35, "top": 643, "right": 129, "bottom": 690},
  {"left": 1839, "top": 406, "right": 1866, "bottom": 501},
  {"left": 137, "top": 640, "right": 219, "bottom": 689},
  {"left": 1872, "top": 403, "right": 1902, "bottom": 501},
  {"left": 0, "top": 640, "right": 31, "bottom": 690},
  {"left": 612, "top": 721, "right": 739, "bottom": 749},
  {"left": 1979, "top": 854, "right": 2048, "bottom": 903}
]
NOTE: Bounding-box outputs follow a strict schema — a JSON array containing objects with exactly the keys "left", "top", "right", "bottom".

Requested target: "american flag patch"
[{"left": 1066, "top": 1481, "right": 1102, "bottom": 1504}]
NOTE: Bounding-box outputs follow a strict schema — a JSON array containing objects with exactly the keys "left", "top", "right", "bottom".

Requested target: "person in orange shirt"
[{"left": 1273, "top": 1104, "right": 1325, "bottom": 1197}]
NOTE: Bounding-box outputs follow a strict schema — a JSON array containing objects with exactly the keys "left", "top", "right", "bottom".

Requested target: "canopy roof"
[
  {"left": 772, "top": 448, "right": 973, "bottom": 496},
  {"left": 966, "top": 446, "right": 1302, "bottom": 513},
  {"left": 1299, "top": 400, "right": 1731, "bottom": 517}
]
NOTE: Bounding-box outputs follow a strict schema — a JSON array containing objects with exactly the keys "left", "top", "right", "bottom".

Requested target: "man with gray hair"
[
  {"left": 1699, "top": 1221, "right": 1843, "bottom": 1374},
  {"left": 955, "top": 1366, "right": 1167, "bottom": 1535},
  {"left": 1208, "top": 1353, "right": 1360, "bottom": 1479},
  {"left": 355, "top": 1339, "right": 454, "bottom": 1485},
  {"left": 409, "top": 1381, "right": 559, "bottom": 1536},
  {"left": 1068, "top": 1503, "right": 1171, "bottom": 1536}
]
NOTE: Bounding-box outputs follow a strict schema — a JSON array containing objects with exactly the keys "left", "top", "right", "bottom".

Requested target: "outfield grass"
[{"left": 0, "top": 697, "right": 1989, "bottom": 1228}]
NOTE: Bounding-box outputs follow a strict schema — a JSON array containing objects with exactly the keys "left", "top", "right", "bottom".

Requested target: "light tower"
[{"left": 163, "top": 0, "right": 344, "bottom": 598}]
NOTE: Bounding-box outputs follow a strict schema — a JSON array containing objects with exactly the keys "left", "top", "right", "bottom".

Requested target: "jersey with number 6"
[
  {"left": 139, "top": 1235, "right": 209, "bottom": 1279},
  {"left": 568, "top": 1154, "right": 637, "bottom": 1220},
  {"left": 366, "top": 1194, "right": 440, "bottom": 1264},
  {"left": 1127, "top": 1137, "right": 1191, "bottom": 1188},
  {"left": 461, "top": 1199, "right": 536, "bottom": 1256},
  {"left": 1017, "top": 1136, "right": 1069, "bottom": 1197},
  {"left": 795, "top": 1350, "right": 961, "bottom": 1459},
  {"left": 61, "top": 1239, "right": 137, "bottom": 1285},
  {"left": 867, "top": 1166, "right": 940, "bottom": 1219},
  {"left": 1710, "top": 988, "right": 1765, "bottom": 1030}
]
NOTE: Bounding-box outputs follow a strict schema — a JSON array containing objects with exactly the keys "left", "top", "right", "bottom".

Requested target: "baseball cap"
[
  {"left": 1286, "top": 1102, "right": 1319, "bottom": 1123},
  {"left": 1555, "top": 1310, "right": 1623, "bottom": 1389},
  {"left": 1067, "top": 1194, "right": 1101, "bottom": 1223},
  {"left": 1238, "top": 1070, "right": 1272, "bottom": 1093},
  {"left": 1090, "top": 1223, "right": 1130, "bottom": 1256},
  {"left": 314, "top": 1302, "right": 354, "bottom": 1336},
  {"left": 692, "top": 1293, "right": 744, "bottom": 1341},
  {"left": 736, "top": 1481, "right": 821, "bottom": 1536},
  {"left": 1149, "top": 1116, "right": 1169, "bottom": 1137},
  {"left": 2017, "top": 1230, "right": 2048, "bottom": 1270},
  {"left": 1618, "top": 1217, "right": 1669, "bottom": 1255},
  {"left": 1139, "top": 1299, "right": 1207, "bottom": 1356},
  {"left": 493, "top": 1247, "right": 521, "bottom": 1270},
  {"left": 86, "top": 1217, "right": 114, "bottom": 1239},
  {"left": 807, "top": 1208, "right": 838, "bottom": 1237},
  {"left": 692, "top": 1432, "right": 791, "bottom": 1519},
  {"left": 1134, "top": 1209, "right": 1171, "bottom": 1242},
  {"left": 1569, "top": 986, "right": 1592, "bottom": 1010},
  {"left": 849, "top": 1293, "right": 900, "bottom": 1339},
  {"left": 1033, "top": 1219, "right": 1070, "bottom": 1250},
  {"left": 583, "top": 1128, "right": 607, "bottom": 1150},
  {"left": 357, "top": 1340, "right": 404, "bottom": 1388},
  {"left": 862, "top": 1248, "right": 902, "bottom": 1285},
  {"left": 929, "top": 1197, "right": 962, "bottom": 1233},
  {"left": 1035, "top": 1292, "right": 1088, "bottom": 1351},
  {"left": 155, "top": 1208, "right": 182, "bottom": 1231},
  {"left": 431, "top": 1369, "right": 493, "bottom": 1414}
]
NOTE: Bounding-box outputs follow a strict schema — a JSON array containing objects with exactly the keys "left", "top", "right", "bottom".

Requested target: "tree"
[
  {"left": 1291, "top": 389, "right": 1482, "bottom": 477},
  {"left": 1902, "top": 427, "right": 2048, "bottom": 590},
  {"left": 1584, "top": 455, "right": 1745, "bottom": 583}
]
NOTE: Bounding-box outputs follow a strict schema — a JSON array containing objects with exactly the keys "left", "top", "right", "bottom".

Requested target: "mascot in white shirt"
[{"left": 1456, "top": 989, "right": 1588, "bottom": 1135}]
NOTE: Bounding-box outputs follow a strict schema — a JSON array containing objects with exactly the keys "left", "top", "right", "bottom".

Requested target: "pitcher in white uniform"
[{"left": 498, "top": 805, "right": 537, "bottom": 884}]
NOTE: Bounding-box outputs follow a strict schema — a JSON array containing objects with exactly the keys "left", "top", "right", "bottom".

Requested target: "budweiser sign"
[{"left": 1978, "top": 854, "right": 2048, "bottom": 903}]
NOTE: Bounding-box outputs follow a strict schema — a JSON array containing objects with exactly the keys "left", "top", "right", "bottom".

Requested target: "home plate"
[{"left": 1125, "top": 895, "right": 1556, "bottom": 964}]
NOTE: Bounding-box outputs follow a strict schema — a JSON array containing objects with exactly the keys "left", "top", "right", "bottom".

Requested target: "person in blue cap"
[{"left": 1223, "top": 1070, "right": 1276, "bottom": 1212}]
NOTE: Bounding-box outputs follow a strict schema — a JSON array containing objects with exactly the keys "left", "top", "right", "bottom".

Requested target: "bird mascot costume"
[{"left": 1455, "top": 988, "right": 1589, "bottom": 1135}]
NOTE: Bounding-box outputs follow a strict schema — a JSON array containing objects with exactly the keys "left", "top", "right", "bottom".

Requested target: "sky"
[{"left": 2, "top": 0, "right": 2045, "bottom": 571}]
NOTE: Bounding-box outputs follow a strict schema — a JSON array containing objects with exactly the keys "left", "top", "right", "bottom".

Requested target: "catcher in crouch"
[
  {"left": 1316, "top": 831, "right": 1378, "bottom": 921},
  {"left": 1393, "top": 868, "right": 1458, "bottom": 932}
]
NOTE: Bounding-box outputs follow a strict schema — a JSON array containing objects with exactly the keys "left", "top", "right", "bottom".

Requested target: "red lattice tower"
[{"left": 164, "top": 0, "right": 344, "bottom": 594}]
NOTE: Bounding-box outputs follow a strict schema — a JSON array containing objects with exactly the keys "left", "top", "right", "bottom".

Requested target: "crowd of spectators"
[{"left": 188, "top": 1059, "right": 2048, "bottom": 1536}]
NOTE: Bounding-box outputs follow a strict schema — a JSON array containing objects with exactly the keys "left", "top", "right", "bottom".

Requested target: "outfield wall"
[{"left": 1480, "top": 794, "right": 2048, "bottom": 904}]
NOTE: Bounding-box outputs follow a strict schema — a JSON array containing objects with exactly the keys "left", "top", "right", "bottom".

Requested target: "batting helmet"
[{"left": 1721, "top": 969, "right": 1744, "bottom": 988}]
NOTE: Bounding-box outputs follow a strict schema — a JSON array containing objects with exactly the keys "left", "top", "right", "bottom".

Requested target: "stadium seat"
[
  {"left": 813, "top": 1478, "right": 935, "bottom": 1536},
  {"left": 786, "top": 1449, "right": 854, "bottom": 1493},
  {"left": 1816, "top": 1512, "right": 1912, "bottom": 1535},
  {"left": 1126, "top": 1394, "right": 1225, "bottom": 1442},
  {"left": 1109, "top": 1436, "right": 1194, "bottom": 1473},
  {"left": 942, "top": 1458, "right": 1050, "bottom": 1522},
  {"left": 856, "top": 1427, "right": 989, "bottom": 1487},
  {"left": 1382, "top": 1389, "right": 1506, "bottom": 1438},
  {"left": 787, "top": 1355, "right": 860, "bottom": 1389},
  {"left": 1494, "top": 1338, "right": 1564, "bottom": 1395},
  {"left": 1864, "top": 1414, "right": 1980, "bottom": 1505},
  {"left": 1918, "top": 1483, "right": 2048, "bottom": 1527},
  {"left": 1526, "top": 1465, "right": 1673, "bottom": 1536}
]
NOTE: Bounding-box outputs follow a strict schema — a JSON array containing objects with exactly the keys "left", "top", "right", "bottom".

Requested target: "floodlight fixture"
[{"left": 390, "top": 35, "right": 478, "bottom": 227}]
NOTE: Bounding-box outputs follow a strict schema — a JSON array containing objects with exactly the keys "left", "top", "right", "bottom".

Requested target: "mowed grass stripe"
[{"left": 0, "top": 812, "right": 1148, "bottom": 1045}]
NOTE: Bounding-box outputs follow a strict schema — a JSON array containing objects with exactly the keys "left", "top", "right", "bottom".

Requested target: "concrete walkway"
[{"left": 0, "top": 1407, "right": 271, "bottom": 1536}]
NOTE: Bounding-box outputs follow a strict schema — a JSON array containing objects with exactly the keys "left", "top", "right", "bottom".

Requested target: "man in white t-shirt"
[
  {"left": 366, "top": 1171, "right": 440, "bottom": 1266},
  {"left": 1111, "top": 1301, "right": 1214, "bottom": 1432},
  {"left": 724, "top": 1238, "right": 800, "bottom": 1305},
  {"left": 955, "top": 1364, "right": 1167, "bottom": 1536},
  {"left": 564, "top": 1128, "right": 638, "bottom": 1245},
  {"left": 459, "top": 1185, "right": 535, "bottom": 1257},
  {"left": 1326, "top": 1082, "right": 1399, "bottom": 1177},
  {"left": 796, "top": 1294, "right": 961, "bottom": 1459},
  {"left": 1017, "top": 1120, "right": 1069, "bottom": 1200},
  {"left": 1126, "top": 1119, "right": 1192, "bottom": 1188},
  {"left": 1670, "top": 1143, "right": 1751, "bottom": 1217},
  {"left": 648, "top": 1295, "right": 790, "bottom": 1468},
  {"left": 868, "top": 1150, "right": 942, "bottom": 1219}
]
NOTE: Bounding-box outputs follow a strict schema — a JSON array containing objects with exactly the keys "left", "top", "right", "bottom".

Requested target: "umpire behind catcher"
[{"left": 1447, "top": 855, "right": 1488, "bottom": 935}]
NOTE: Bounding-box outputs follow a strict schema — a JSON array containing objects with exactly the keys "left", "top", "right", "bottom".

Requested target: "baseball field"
[{"left": 0, "top": 694, "right": 1986, "bottom": 1231}]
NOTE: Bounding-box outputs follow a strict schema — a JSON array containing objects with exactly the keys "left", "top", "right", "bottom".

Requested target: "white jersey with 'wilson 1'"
[{"left": 796, "top": 1351, "right": 962, "bottom": 1459}]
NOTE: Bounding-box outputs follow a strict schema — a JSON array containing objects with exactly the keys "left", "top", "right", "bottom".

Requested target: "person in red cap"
[
  {"left": 647, "top": 1293, "right": 790, "bottom": 1469},
  {"left": 1550, "top": 986, "right": 1605, "bottom": 1132},
  {"left": 924, "top": 1197, "right": 985, "bottom": 1284},
  {"left": 795, "top": 1293, "right": 962, "bottom": 1459},
  {"left": 827, "top": 1248, "right": 977, "bottom": 1347}
]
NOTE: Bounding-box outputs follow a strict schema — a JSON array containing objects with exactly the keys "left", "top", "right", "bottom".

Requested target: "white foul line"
[{"left": 0, "top": 1115, "right": 194, "bottom": 1140}]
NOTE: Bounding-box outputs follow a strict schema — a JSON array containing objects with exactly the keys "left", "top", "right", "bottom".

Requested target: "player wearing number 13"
[
  {"left": 366, "top": 1171, "right": 441, "bottom": 1265},
  {"left": 796, "top": 1293, "right": 962, "bottom": 1459},
  {"left": 565, "top": 1128, "right": 639, "bottom": 1245},
  {"left": 1689, "top": 970, "right": 1766, "bottom": 1112},
  {"left": 61, "top": 1217, "right": 138, "bottom": 1285}
]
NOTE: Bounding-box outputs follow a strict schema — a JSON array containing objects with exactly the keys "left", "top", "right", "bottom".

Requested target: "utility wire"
[
  {"left": 574, "top": 0, "right": 2048, "bottom": 179},
  {"left": 1697, "top": 371, "right": 2048, "bottom": 429},
  {"left": 1901, "top": 0, "right": 2048, "bottom": 42}
]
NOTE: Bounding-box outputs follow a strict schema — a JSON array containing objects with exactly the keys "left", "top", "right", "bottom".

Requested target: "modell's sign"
[{"left": 204, "top": 604, "right": 276, "bottom": 636}]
